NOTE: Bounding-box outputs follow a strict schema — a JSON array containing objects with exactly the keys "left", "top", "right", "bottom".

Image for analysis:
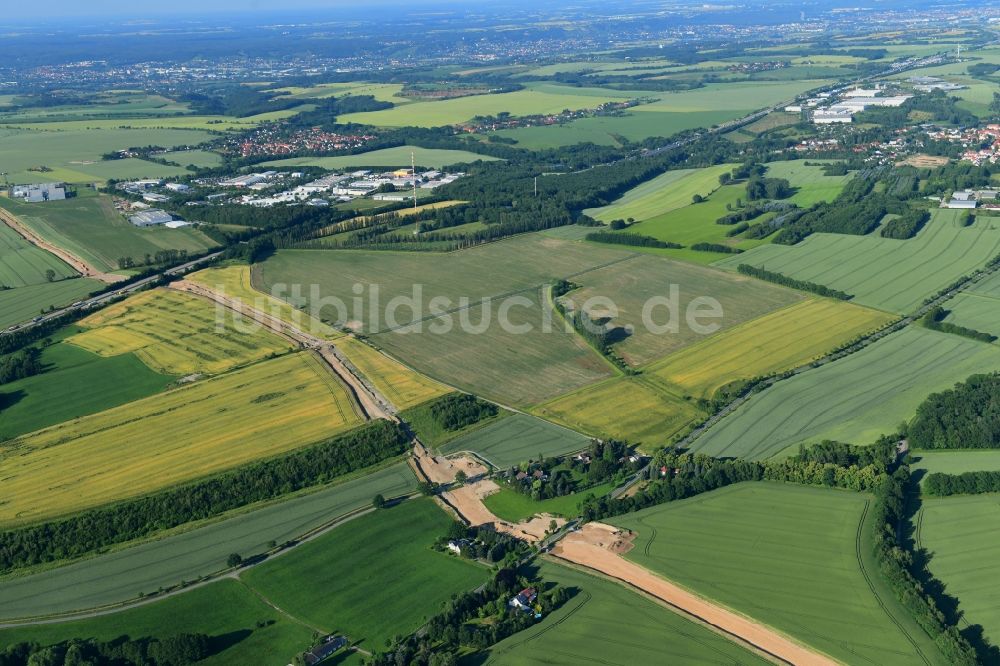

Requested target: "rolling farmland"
[
  {"left": 566, "top": 254, "right": 802, "bottom": 366},
  {"left": 483, "top": 561, "right": 771, "bottom": 666},
  {"left": 263, "top": 145, "right": 500, "bottom": 169},
  {"left": 533, "top": 376, "right": 701, "bottom": 446},
  {"left": 371, "top": 288, "right": 615, "bottom": 406},
  {"left": 0, "top": 194, "right": 218, "bottom": 274},
  {"left": 919, "top": 495, "right": 1000, "bottom": 646},
  {"left": 715, "top": 209, "right": 1000, "bottom": 314},
  {"left": 0, "top": 222, "right": 78, "bottom": 287},
  {"left": 439, "top": 412, "right": 591, "bottom": 468},
  {"left": 190, "top": 264, "right": 339, "bottom": 338},
  {"left": 69, "top": 288, "right": 293, "bottom": 376},
  {"left": 0, "top": 341, "right": 173, "bottom": 441},
  {"left": 611, "top": 483, "right": 947, "bottom": 666},
  {"left": 584, "top": 165, "right": 734, "bottom": 222},
  {"left": 648, "top": 298, "right": 896, "bottom": 399},
  {"left": 693, "top": 327, "right": 1000, "bottom": 460},
  {"left": 338, "top": 337, "right": 449, "bottom": 410},
  {"left": 0, "top": 353, "right": 364, "bottom": 526},
  {"left": 241, "top": 499, "right": 487, "bottom": 648},
  {"left": 337, "top": 83, "right": 635, "bottom": 127},
  {"left": 0, "top": 579, "right": 314, "bottom": 665},
  {"left": 0, "top": 127, "right": 213, "bottom": 184},
  {"left": 0, "top": 277, "right": 103, "bottom": 330},
  {"left": 0, "top": 464, "right": 416, "bottom": 619}
]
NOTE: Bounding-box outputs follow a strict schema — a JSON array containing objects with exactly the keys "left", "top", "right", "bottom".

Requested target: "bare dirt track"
[
  {"left": 411, "top": 443, "right": 487, "bottom": 484},
  {"left": 0, "top": 207, "right": 126, "bottom": 283},
  {"left": 551, "top": 523, "right": 838, "bottom": 666},
  {"left": 171, "top": 279, "right": 392, "bottom": 421}
]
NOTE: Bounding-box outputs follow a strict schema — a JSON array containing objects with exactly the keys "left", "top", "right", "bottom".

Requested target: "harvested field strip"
[
  {"left": 918, "top": 496, "right": 1000, "bottom": 646},
  {"left": 610, "top": 483, "right": 947, "bottom": 666},
  {"left": 68, "top": 288, "right": 293, "bottom": 375},
  {"left": 0, "top": 353, "right": 364, "bottom": 527},
  {"left": 189, "top": 264, "right": 339, "bottom": 339},
  {"left": 0, "top": 463, "right": 416, "bottom": 619},
  {"left": 693, "top": 327, "right": 1000, "bottom": 460},
  {"left": 337, "top": 337, "right": 449, "bottom": 410},
  {"left": 648, "top": 298, "right": 896, "bottom": 399}
]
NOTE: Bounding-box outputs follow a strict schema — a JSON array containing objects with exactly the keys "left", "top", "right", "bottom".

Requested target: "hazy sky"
[{"left": 5, "top": 0, "right": 466, "bottom": 20}]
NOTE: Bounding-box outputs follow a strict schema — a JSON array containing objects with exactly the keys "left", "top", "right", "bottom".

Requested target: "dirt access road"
[
  {"left": 171, "top": 279, "right": 394, "bottom": 421},
  {"left": 551, "top": 523, "right": 838, "bottom": 666},
  {"left": 0, "top": 207, "right": 126, "bottom": 283}
]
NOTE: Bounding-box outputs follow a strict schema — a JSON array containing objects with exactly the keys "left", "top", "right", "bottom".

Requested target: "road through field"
[
  {"left": 551, "top": 523, "right": 838, "bottom": 666},
  {"left": 171, "top": 279, "right": 394, "bottom": 421},
  {"left": 0, "top": 207, "right": 125, "bottom": 283}
]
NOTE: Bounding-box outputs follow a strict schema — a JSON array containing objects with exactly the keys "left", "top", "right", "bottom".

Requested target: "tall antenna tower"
[
  {"left": 957, "top": 44, "right": 962, "bottom": 60},
  {"left": 411, "top": 151, "right": 417, "bottom": 211},
  {"left": 534, "top": 176, "right": 538, "bottom": 197}
]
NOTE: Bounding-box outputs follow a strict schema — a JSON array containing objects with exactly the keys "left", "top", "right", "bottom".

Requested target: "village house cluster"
[{"left": 223, "top": 125, "right": 379, "bottom": 158}]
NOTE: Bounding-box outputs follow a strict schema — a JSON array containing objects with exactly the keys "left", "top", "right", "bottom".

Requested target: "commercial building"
[
  {"left": 129, "top": 209, "right": 175, "bottom": 227},
  {"left": 11, "top": 183, "right": 66, "bottom": 203}
]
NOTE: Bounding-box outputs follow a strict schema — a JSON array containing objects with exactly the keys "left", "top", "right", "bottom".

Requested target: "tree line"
[
  {"left": 906, "top": 373, "right": 1000, "bottom": 449},
  {"left": 737, "top": 264, "right": 852, "bottom": 300},
  {"left": 0, "top": 348, "right": 42, "bottom": 385},
  {"left": 429, "top": 393, "right": 498, "bottom": 431},
  {"left": 0, "top": 633, "right": 211, "bottom": 666},
  {"left": 880, "top": 209, "right": 929, "bottom": 240},
  {"left": 924, "top": 470, "right": 1000, "bottom": 497},
  {"left": 584, "top": 231, "right": 681, "bottom": 249},
  {"left": 920, "top": 306, "right": 997, "bottom": 343},
  {"left": 0, "top": 420, "right": 409, "bottom": 574}
]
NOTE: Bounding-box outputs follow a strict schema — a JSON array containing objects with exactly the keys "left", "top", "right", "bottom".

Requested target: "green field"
[
  {"left": 0, "top": 353, "right": 363, "bottom": 526},
  {"left": 0, "top": 464, "right": 415, "bottom": 619},
  {"left": 62, "top": 157, "right": 192, "bottom": 182},
  {"left": 483, "top": 560, "right": 772, "bottom": 666},
  {"left": 716, "top": 209, "right": 1000, "bottom": 314},
  {"left": 594, "top": 183, "right": 773, "bottom": 264},
  {"left": 439, "top": 412, "right": 591, "bottom": 468},
  {"left": 482, "top": 482, "right": 615, "bottom": 522},
  {"left": 241, "top": 499, "right": 487, "bottom": 648},
  {"left": 0, "top": 579, "right": 314, "bottom": 666},
  {"left": 0, "top": 340, "right": 173, "bottom": 441},
  {"left": 566, "top": 254, "right": 802, "bottom": 366},
  {"left": 0, "top": 222, "right": 77, "bottom": 288},
  {"left": 584, "top": 165, "right": 734, "bottom": 222},
  {"left": 942, "top": 282, "right": 1000, "bottom": 339},
  {"left": 263, "top": 145, "right": 500, "bottom": 169},
  {"left": 338, "top": 84, "right": 635, "bottom": 127},
  {"left": 763, "top": 160, "right": 854, "bottom": 206},
  {"left": 611, "top": 483, "right": 948, "bottom": 666},
  {"left": 693, "top": 327, "right": 1000, "bottom": 460},
  {"left": 919, "top": 495, "right": 1000, "bottom": 647},
  {"left": 0, "top": 194, "right": 218, "bottom": 274},
  {"left": 0, "top": 277, "right": 103, "bottom": 330},
  {"left": 911, "top": 451, "right": 1000, "bottom": 480},
  {"left": 0, "top": 127, "right": 213, "bottom": 184}
]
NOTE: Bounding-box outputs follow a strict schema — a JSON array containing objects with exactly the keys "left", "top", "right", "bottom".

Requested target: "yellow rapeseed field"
[
  {"left": 338, "top": 337, "right": 449, "bottom": 410},
  {"left": 648, "top": 298, "right": 896, "bottom": 399},
  {"left": 0, "top": 353, "right": 363, "bottom": 527},
  {"left": 69, "top": 288, "right": 292, "bottom": 376},
  {"left": 188, "top": 265, "right": 340, "bottom": 339}
]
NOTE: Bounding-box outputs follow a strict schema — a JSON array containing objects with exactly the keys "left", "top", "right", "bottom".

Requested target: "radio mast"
[{"left": 411, "top": 151, "right": 418, "bottom": 211}]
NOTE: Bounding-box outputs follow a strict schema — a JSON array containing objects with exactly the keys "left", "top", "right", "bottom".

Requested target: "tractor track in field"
[{"left": 853, "top": 500, "right": 932, "bottom": 666}]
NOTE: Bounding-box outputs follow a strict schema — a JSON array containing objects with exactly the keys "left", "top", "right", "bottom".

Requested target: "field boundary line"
[
  {"left": 543, "top": 555, "right": 792, "bottom": 666},
  {"left": 235, "top": 578, "right": 328, "bottom": 635}
]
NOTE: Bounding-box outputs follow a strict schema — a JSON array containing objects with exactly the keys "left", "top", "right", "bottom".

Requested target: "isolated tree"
[
  {"left": 373, "top": 493, "right": 387, "bottom": 509},
  {"left": 455, "top": 470, "right": 467, "bottom": 485},
  {"left": 417, "top": 481, "right": 435, "bottom": 496},
  {"left": 692, "top": 194, "right": 704, "bottom": 204},
  {"left": 227, "top": 553, "right": 243, "bottom": 568},
  {"left": 44, "top": 269, "right": 55, "bottom": 282}
]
